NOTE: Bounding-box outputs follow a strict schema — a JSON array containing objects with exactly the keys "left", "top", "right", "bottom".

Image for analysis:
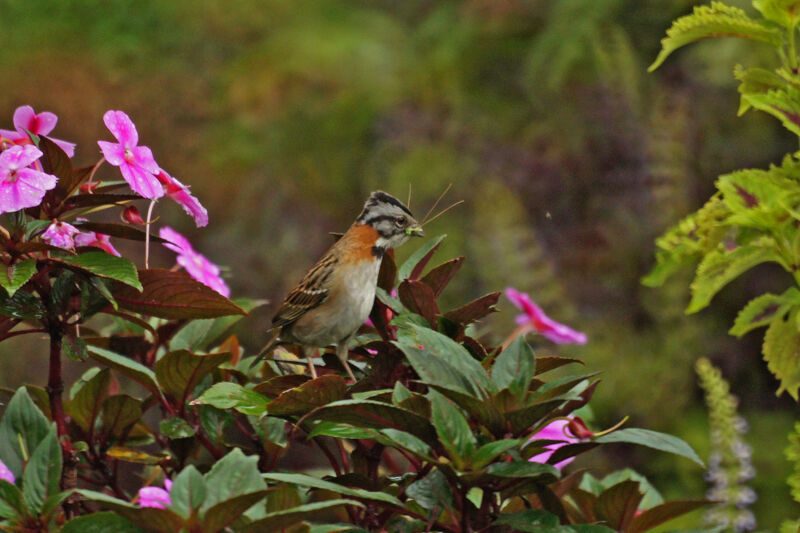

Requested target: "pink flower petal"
[
  {"left": 12, "top": 106, "right": 36, "bottom": 133},
  {"left": 119, "top": 162, "right": 164, "bottom": 199},
  {"left": 74, "top": 232, "right": 121, "bottom": 256},
  {"left": 529, "top": 419, "right": 579, "bottom": 470},
  {"left": 156, "top": 171, "right": 208, "bottom": 227},
  {"left": 51, "top": 138, "right": 76, "bottom": 158},
  {"left": 103, "top": 110, "right": 138, "bottom": 147},
  {"left": 97, "top": 140, "right": 126, "bottom": 166},
  {"left": 160, "top": 226, "right": 230, "bottom": 297},
  {"left": 138, "top": 486, "right": 171, "bottom": 509},
  {"left": 42, "top": 221, "right": 80, "bottom": 250},
  {"left": 504, "top": 287, "right": 587, "bottom": 345},
  {"left": 159, "top": 226, "right": 193, "bottom": 254},
  {"left": 0, "top": 459, "right": 15, "bottom": 484}
]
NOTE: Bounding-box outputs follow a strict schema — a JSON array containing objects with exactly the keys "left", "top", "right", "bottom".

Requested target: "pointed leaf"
[
  {"left": 62, "top": 193, "right": 142, "bottom": 210},
  {"left": 54, "top": 252, "right": 142, "bottom": 290},
  {"left": 100, "top": 395, "right": 142, "bottom": 439},
  {"left": 61, "top": 512, "right": 146, "bottom": 533},
  {"left": 22, "top": 427, "right": 61, "bottom": 512},
  {"left": 0, "top": 260, "right": 36, "bottom": 297},
  {"left": 154, "top": 350, "right": 231, "bottom": 403},
  {"left": 68, "top": 368, "right": 112, "bottom": 431},
  {"left": 169, "top": 465, "right": 207, "bottom": 519},
  {"left": 430, "top": 392, "right": 476, "bottom": 467},
  {"left": 406, "top": 469, "right": 454, "bottom": 511},
  {"left": 397, "top": 280, "right": 439, "bottom": 326},
  {"left": 595, "top": 428, "right": 704, "bottom": 466},
  {"left": 76, "top": 489, "right": 185, "bottom": 533},
  {"left": 262, "top": 472, "right": 402, "bottom": 507},
  {"left": 241, "top": 500, "right": 364, "bottom": 533},
  {"left": 398, "top": 235, "right": 446, "bottom": 281},
  {"left": 113, "top": 269, "right": 245, "bottom": 319},
  {"left": 444, "top": 292, "right": 500, "bottom": 326},
  {"left": 304, "top": 399, "right": 437, "bottom": 445},
  {"left": 267, "top": 375, "right": 347, "bottom": 416},
  {"left": 420, "top": 256, "right": 465, "bottom": 297},
  {"left": 0, "top": 387, "right": 51, "bottom": 477},
  {"left": 201, "top": 490, "right": 271, "bottom": 533},
  {"left": 628, "top": 499, "right": 711, "bottom": 532},
  {"left": 730, "top": 289, "right": 800, "bottom": 336},
  {"left": 594, "top": 480, "right": 642, "bottom": 529},
  {"left": 492, "top": 336, "right": 536, "bottom": 400},
  {"left": 471, "top": 439, "right": 521, "bottom": 470},
  {"left": 192, "top": 382, "right": 269, "bottom": 416},
  {"left": 687, "top": 237, "right": 783, "bottom": 313},
  {"left": 649, "top": 2, "right": 782, "bottom": 71},
  {"left": 763, "top": 310, "right": 800, "bottom": 399},
  {"left": 0, "top": 480, "right": 25, "bottom": 520},
  {"left": 201, "top": 448, "right": 266, "bottom": 512},
  {"left": 87, "top": 346, "right": 159, "bottom": 394},
  {"left": 486, "top": 461, "right": 559, "bottom": 480},
  {"left": 159, "top": 417, "right": 196, "bottom": 439}
]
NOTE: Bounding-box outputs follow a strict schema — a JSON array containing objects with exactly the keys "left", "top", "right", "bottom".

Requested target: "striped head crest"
[{"left": 357, "top": 190, "right": 423, "bottom": 251}]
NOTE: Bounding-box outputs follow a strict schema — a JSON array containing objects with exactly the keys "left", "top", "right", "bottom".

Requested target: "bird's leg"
[
  {"left": 336, "top": 339, "right": 357, "bottom": 382},
  {"left": 304, "top": 346, "right": 318, "bottom": 379}
]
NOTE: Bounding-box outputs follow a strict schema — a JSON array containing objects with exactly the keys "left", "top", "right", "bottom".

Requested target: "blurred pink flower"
[
  {"left": 0, "top": 145, "right": 58, "bottom": 215},
  {"left": 155, "top": 170, "right": 208, "bottom": 227},
  {"left": 75, "top": 231, "right": 121, "bottom": 256},
  {"left": 160, "top": 226, "right": 230, "bottom": 297},
  {"left": 138, "top": 479, "right": 172, "bottom": 509},
  {"left": 0, "top": 459, "right": 15, "bottom": 484},
  {"left": 505, "top": 288, "right": 587, "bottom": 345},
  {"left": 0, "top": 105, "right": 76, "bottom": 157},
  {"left": 528, "top": 418, "right": 579, "bottom": 470},
  {"left": 42, "top": 220, "right": 80, "bottom": 250},
  {"left": 97, "top": 110, "right": 163, "bottom": 199}
]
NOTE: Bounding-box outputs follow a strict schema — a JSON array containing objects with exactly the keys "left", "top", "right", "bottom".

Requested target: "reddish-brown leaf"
[
  {"left": 112, "top": 269, "right": 246, "bottom": 319},
  {"left": 397, "top": 280, "right": 439, "bottom": 326},
  {"left": 444, "top": 292, "right": 500, "bottom": 325},
  {"left": 420, "top": 256, "right": 465, "bottom": 297}
]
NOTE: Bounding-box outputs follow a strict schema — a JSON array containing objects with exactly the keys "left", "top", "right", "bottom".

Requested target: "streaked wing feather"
[{"left": 272, "top": 252, "right": 337, "bottom": 327}]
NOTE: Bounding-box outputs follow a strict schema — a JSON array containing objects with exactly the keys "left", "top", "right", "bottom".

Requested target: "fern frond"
[{"left": 649, "top": 1, "right": 783, "bottom": 71}]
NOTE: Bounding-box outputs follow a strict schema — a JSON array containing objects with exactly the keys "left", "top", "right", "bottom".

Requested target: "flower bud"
[{"left": 123, "top": 205, "right": 146, "bottom": 225}]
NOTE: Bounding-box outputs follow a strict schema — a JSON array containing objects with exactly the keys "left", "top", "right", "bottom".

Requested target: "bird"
[{"left": 255, "top": 191, "right": 424, "bottom": 381}]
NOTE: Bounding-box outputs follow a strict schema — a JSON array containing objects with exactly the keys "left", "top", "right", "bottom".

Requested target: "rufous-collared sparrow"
[{"left": 257, "top": 191, "right": 423, "bottom": 380}]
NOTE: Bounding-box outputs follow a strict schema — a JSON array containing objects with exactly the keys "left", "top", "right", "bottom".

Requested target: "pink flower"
[
  {"left": 97, "top": 110, "right": 163, "bottom": 199},
  {"left": 74, "top": 231, "right": 121, "bottom": 256},
  {"left": 42, "top": 220, "right": 80, "bottom": 250},
  {"left": 505, "top": 288, "right": 587, "bottom": 345},
  {"left": 155, "top": 170, "right": 208, "bottom": 227},
  {"left": 159, "top": 226, "right": 230, "bottom": 297},
  {"left": 0, "top": 459, "right": 15, "bottom": 484},
  {"left": 0, "top": 105, "right": 76, "bottom": 157},
  {"left": 528, "top": 418, "right": 580, "bottom": 470},
  {"left": 0, "top": 145, "right": 58, "bottom": 215},
  {"left": 138, "top": 479, "right": 172, "bottom": 509}
]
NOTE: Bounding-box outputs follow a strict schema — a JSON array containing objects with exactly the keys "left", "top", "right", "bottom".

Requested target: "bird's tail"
[{"left": 249, "top": 328, "right": 281, "bottom": 370}]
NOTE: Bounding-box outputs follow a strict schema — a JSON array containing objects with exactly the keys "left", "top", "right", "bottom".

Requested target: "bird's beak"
[{"left": 406, "top": 224, "right": 425, "bottom": 237}]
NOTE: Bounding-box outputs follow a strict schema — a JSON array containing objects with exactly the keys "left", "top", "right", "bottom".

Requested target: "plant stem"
[
  {"left": 47, "top": 329, "right": 68, "bottom": 439},
  {"left": 144, "top": 199, "right": 156, "bottom": 268},
  {"left": 790, "top": 26, "right": 798, "bottom": 71}
]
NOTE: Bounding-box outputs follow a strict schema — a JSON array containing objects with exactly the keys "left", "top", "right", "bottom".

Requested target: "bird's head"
[{"left": 357, "top": 190, "right": 423, "bottom": 250}]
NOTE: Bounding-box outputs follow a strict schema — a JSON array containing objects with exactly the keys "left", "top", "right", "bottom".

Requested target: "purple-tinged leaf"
[
  {"left": 267, "top": 375, "right": 347, "bottom": 416},
  {"left": 594, "top": 480, "right": 642, "bottom": 530},
  {"left": 421, "top": 256, "right": 464, "bottom": 297},
  {"left": 444, "top": 292, "right": 500, "bottom": 325},
  {"left": 73, "top": 221, "right": 167, "bottom": 243},
  {"left": 397, "top": 280, "right": 439, "bottom": 326},
  {"left": 112, "top": 269, "right": 245, "bottom": 319},
  {"left": 628, "top": 499, "right": 711, "bottom": 532},
  {"left": 154, "top": 350, "right": 231, "bottom": 404},
  {"left": 398, "top": 235, "right": 446, "bottom": 281},
  {"left": 253, "top": 375, "right": 311, "bottom": 398}
]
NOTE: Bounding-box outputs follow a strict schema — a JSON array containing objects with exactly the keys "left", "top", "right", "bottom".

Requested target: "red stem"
[{"left": 47, "top": 329, "right": 69, "bottom": 439}]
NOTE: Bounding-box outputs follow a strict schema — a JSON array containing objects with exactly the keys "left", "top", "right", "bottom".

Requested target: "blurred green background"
[{"left": 1, "top": 0, "right": 798, "bottom": 526}]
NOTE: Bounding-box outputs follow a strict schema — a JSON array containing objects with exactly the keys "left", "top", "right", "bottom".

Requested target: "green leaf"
[
  {"left": 0, "top": 288, "right": 46, "bottom": 319},
  {"left": 154, "top": 350, "right": 231, "bottom": 403},
  {"left": 55, "top": 252, "right": 142, "bottom": 290},
  {"left": 159, "top": 417, "right": 196, "bottom": 439},
  {"left": 262, "top": 472, "right": 403, "bottom": 507},
  {"left": 0, "top": 387, "right": 51, "bottom": 478},
  {"left": 470, "top": 439, "right": 520, "bottom": 470},
  {"left": 61, "top": 512, "right": 146, "bottom": 533},
  {"left": 398, "top": 235, "right": 446, "bottom": 281},
  {"left": 77, "top": 489, "right": 185, "bottom": 533},
  {"left": 397, "top": 324, "right": 495, "bottom": 395},
  {"left": 100, "top": 395, "right": 142, "bottom": 439},
  {"left": 744, "top": 88, "right": 800, "bottom": 137},
  {"left": 754, "top": 0, "right": 800, "bottom": 29},
  {"left": 304, "top": 399, "right": 437, "bottom": 446},
  {"left": 68, "top": 368, "right": 112, "bottom": 432},
  {"left": 22, "top": 426, "right": 62, "bottom": 512},
  {"left": 687, "top": 236, "right": 784, "bottom": 313},
  {"left": 170, "top": 465, "right": 207, "bottom": 519},
  {"left": 430, "top": 391, "right": 475, "bottom": 468},
  {"left": 406, "top": 469, "right": 454, "bottom": 511},
  {"left": 595, "top": 428, "right": 704, "bottom": 467},
  {"left": 170, "top": 298, "right": 264, "bottom": 352},
  {"left": 628, "top": 499, "right": 711, "bottom": 533},
  {"left": 87, "top": 346, "right": 159, "bottom": 394},
  {"left": 201, "top": 490, "right": 271, "bottom": 533},
  {"left": 492, "top": 336, "right": 536, "bottom": 400},
  {"left": 267, "top": 375, "right": 347, "bottom": 416},
  {"left": 0, "top": 480, "right": 26, "bottom": 520},
  {"left": 734, "top": 65, "right": 786, "bottom": 114},
  {"left": 763, "top": 310, "right": 800, "bottom": 399},
  {"left": 112, "top": 269, "right": 245, "bottom": 319},
  {"left": 0, "top": 260, "right": 36, "bottom": 297},
  {"left": 492, "top": 510, "right": 559, "bottom": 530},
  {"left": 192, "top": 383, "right": 269, "bottom": 416},
  {"left": 201, "top": 448, "right": 266, "bottom": 512},
  {"left": 486, "top": 461, "right": 559, "bottom": 480},
  {"left": 730, "top": 288, "right": 800, "bottom": 336},
  {"left": 241, "top": 500, "right": 364, "bottom": 533},
  {"left": 649, "top": 2, "right": 782, "bottom": 71}
]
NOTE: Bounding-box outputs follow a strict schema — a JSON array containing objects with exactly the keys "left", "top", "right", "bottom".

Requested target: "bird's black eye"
[{"left": 395, "top": 216, "right": 407, "bottom": 227}]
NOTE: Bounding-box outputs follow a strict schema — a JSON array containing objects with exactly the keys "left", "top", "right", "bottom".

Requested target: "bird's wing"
[{"left": 271, "top": 251, "right": 338, "bottom": 328}]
